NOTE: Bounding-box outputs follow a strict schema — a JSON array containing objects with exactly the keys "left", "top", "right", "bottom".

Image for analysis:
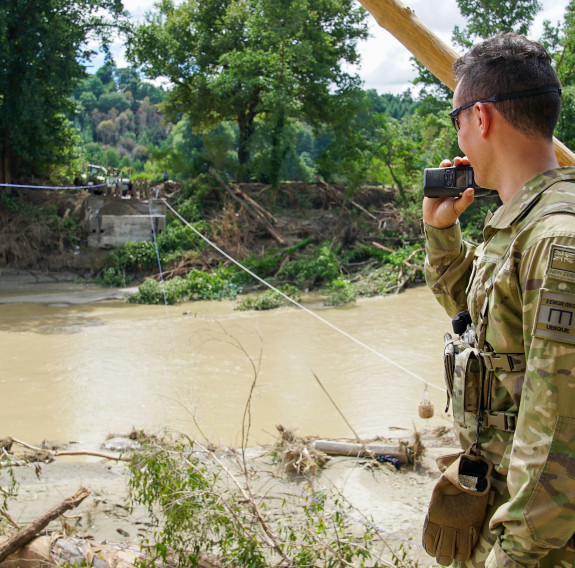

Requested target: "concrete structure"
[{"left": 86, "top": 196, "right": 167, "bottom": 249}]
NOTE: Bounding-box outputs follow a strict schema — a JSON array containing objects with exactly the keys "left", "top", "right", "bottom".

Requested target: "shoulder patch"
[
  {"left": 547, "top": 244, "right": 575, "bottom": 283},
  {"left": 533, "top": 289, "right": 575, "bottom": 345}
]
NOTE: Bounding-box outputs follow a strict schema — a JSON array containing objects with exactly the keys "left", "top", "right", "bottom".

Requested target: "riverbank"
[
  {"left": 1, "top": 427, "right": 456, "bottom": 567},
  {"left": 0, "top": 268, "right": 137, "bottom": 304}
]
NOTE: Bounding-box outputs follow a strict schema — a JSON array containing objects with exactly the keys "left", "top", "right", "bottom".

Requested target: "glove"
[{"left": 423, "top": 447, "right": 493, "bottom": 566}]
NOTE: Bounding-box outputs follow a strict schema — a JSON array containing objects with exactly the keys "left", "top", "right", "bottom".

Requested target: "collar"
[{"left": 486, "top": 167, "right": 575, "bottom": 230}]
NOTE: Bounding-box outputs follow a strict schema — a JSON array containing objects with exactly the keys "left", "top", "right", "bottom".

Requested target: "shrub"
[
  {"left": 277, "top": 244, "right": 341, "bottom": 289},
  {"left": 322, "top": 277, "right": 357, "bottom": 306},
  {"left": 235, "top": 285, "right": 302, "bottom": 311}
]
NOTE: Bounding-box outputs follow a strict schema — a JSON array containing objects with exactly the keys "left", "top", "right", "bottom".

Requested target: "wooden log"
[
  {"left": 0, "top": 535, "right": 52, "bottom": 568},
  {"left": 310, "top": 440, "right": 408, "bottom": 462},
  {"left": 0, "top": 534, "right": 230, "bottom": 568},
  {"left": 209, "top": 169, "right": 287, "bottom": 246},
  {"left": 356, "top": 0, "right": 575, "bottom": 166},
  {"left": 0, "top": 488, "right": 90, "bottom": 564}
]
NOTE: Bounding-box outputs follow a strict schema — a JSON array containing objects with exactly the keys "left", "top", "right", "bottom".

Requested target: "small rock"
[{"left": 102, "top": 437, "right": 141, "bottom": 452}]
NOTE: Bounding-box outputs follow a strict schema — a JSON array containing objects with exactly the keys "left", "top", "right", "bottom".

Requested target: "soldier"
[{"left": 422, "top": 33, "right": 575, "bottom": 567}]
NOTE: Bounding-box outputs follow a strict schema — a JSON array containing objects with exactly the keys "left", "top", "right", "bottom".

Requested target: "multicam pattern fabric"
[{"left": 424, "top": 167, "right": 575, "bottom": 568}]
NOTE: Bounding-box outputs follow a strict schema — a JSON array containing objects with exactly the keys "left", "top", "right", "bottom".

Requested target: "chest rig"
[{"left": 443, "top": 183, "right": 575, "bottom": 437}]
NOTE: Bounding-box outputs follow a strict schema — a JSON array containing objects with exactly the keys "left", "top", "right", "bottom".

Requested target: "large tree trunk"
[
  {"left": 236, "top": 114, "right": 255, "bottom": 182},
  {"left": 356, "top": 0, "right": 575, "bottom": 166},
  {"left": 1, "top": 135, "right": 11, "bottom": 185}
]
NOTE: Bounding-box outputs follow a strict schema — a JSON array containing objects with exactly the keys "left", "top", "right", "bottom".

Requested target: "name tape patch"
[
  {"left": 533, "top": 289, "right": 575, "bottom": 345},
  {"left": 547, "top": 244, "right": 575, "bottom": 283}
]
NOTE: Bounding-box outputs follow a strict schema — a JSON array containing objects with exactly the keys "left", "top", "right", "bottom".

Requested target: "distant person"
[{"left": 163, "top": 170, "right": 169, "bottom": 182}]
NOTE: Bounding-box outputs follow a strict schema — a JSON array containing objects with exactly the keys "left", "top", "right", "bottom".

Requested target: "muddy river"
[{"left": 0, "top": 282, "right": 453, "bottom": 450}]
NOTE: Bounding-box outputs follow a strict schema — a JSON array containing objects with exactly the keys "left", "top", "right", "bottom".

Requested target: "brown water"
[{"left": 0, "top": 286, "right": 453, "bottom": 450}]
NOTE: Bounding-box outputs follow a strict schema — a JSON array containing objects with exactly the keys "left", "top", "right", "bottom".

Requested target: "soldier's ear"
[{"left": 474, "top": 103, "right": 492, "bottom": 138}]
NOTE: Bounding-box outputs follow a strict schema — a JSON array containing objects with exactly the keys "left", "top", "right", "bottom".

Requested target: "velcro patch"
[
  {"left": 533, "top": 289, "right": 575, "bottom": 345},
  {"left": 547, "top": 244, "right": 575, "bottom": 283}
]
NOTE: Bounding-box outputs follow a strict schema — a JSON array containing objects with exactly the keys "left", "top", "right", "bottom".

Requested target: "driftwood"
[
  {"left": 4, "top": 438, "right": 128, "bottom": 461},
  {"left": 310, "top": 440, "right": 408, "bottom": 463},
  {"left": 0, "top": 488, "right": 90, "bottom": 564},
  {"left": 0, "top": 536, "right": 145, "bottom": 568},
  {"left": 209, "top": 169, "right": 287, "bottom": 246},
  {"left": 371, "top": 241, "right": 424, "bottom": 272},
  {"left": 0, "top": 535, "right": 237, "bottom": 568},
  {"left": 357, "top": 0, "right": 575, "bottom": 167},
  {"left": 313, "top": 176, "right": 380, "bottom": 221}
]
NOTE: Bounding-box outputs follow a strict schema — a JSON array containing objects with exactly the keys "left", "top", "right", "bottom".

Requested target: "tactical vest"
[{"left": 444, "top": 180, "right": 575, "bottom": 438}]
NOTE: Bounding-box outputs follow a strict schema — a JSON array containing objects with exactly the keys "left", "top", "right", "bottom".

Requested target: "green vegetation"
[
  {"left": 127, "top": 431, "right": 395, "bottom": 568},
  {"left": 71, "top": 62, "right": 170, "bottom": 177},
  {"left": 236, "top": 285, "right": 302, "bottom": 311},
  {"left": 127, "top": 0, "right": 368, "bottom": 185},
  {"left": 2, "top": 0, "right": 575, "bottom": 304},
  {"left": 128, "top": 269, "right": 242, "bottom": 304},
  {"left": 0, "top": 190, "right": 82, "bottom": 265},
  {"left": 0, "top": 0, "right": 126, "bottom": 183}
]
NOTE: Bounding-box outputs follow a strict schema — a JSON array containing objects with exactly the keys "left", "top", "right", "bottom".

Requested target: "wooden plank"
[{"left": 311, "top": 439, "right": 407, "bottom": 462}]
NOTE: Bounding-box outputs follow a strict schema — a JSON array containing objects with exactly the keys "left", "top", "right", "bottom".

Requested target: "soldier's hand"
[{"left": 422, "top": 156, "right": 475, "bottom": 229}]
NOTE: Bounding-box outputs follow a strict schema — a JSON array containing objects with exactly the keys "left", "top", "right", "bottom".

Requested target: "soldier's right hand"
[{"left": 422, "top": 156, "right": 475, "bottom": 229}]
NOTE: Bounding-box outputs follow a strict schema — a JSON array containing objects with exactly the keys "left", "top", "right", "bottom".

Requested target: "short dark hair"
[{"left": 453, "top": 33, "right": 561, "bottom": 139}]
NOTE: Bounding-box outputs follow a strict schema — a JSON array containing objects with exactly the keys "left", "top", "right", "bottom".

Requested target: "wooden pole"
[{"left": 356, "top": 0, "right": 575, "bottom": 166}]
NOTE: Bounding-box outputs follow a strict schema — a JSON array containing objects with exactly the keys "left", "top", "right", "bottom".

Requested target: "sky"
[{"left": 107, "top": 0, "right": 570, "bottom": 95}]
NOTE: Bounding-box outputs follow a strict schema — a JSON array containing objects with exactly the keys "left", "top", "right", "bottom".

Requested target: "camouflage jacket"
[{"left": 424, "top": 167, "right": 575, "bottom": 568}]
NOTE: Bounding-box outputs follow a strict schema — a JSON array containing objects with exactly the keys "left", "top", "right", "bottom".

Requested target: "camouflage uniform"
[{"left": 424, "top": 167, "right": 575, "bottom": 568}]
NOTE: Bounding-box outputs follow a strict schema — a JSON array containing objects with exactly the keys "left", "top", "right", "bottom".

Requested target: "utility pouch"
[
  {"left": 443, "top": 334, "right": 455, "bottom": 412},
  {"left": 452, "top": 347, "right": 484, "bottom": 428},
  {"left": 423, "top": 446, "right": 493, "bottom": 566}
]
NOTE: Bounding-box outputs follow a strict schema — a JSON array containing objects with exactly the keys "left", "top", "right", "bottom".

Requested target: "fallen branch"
[
  {"left": 313, "top": 176, "right": 379, "bottom": 221},
  {"left": 0, "top": 509, "right": 20, "bottom": 530},
  {"left": 209, "top": 169, "right": 287, "bottom": 246},
  {"left": 8, "top": 438, "right": 127, "bottom": 462},
  {"left": 310, "top": 440, "right": 408, "bottom": 463},
  {"left": 371, "top": 241, "right": 424, "bottom": 272},
  {"left": 0, "top": 487, "right": 90, "bottom": 563}
]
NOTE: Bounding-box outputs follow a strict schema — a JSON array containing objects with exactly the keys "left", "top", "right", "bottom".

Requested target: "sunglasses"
[{"left": 449, "top": 85, "right": 561, "bottom": 132}]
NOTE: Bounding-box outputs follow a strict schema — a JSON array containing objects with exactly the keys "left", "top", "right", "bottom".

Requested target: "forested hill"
[
  {"left": 70, "top": 63, "right": 170, "bottom": 177},
  {"left": 70, "top": 59, "right": 429, "bottom": 193}
]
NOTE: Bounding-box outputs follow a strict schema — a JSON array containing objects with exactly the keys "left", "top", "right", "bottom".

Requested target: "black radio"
[{"left": 423, "top": 166, "right": 496, "bottom": 198}]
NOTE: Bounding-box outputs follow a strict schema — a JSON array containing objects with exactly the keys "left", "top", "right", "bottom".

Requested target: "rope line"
[
  {"left": 149, "top": 200, "right": 431, "bottom": 554},
  {"left": 163, "top": 199, "right": 445, "bottom": 394},
  {"left": 147, "top": 202, "right": 222, "bottom": 446},
  {"left": 0, "top": 182, "right": 108, "bottom": 190}
]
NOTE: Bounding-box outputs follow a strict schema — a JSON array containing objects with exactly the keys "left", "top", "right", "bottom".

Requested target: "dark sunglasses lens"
[{"left": 451, "top": 115, "right": 460, "bottom": 132}]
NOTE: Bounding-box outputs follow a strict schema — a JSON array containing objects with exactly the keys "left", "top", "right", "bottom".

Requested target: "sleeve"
[
  {"left": 423, "top": 220, "right": 477, "bottom": 318},
  {"left": 485, "top": 233, "right": 575, "bottom": 568}
]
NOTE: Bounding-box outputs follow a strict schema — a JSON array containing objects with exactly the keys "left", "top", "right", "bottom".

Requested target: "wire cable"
[{"left": 163, "top": 198, "right": 445, "bottom": 394}]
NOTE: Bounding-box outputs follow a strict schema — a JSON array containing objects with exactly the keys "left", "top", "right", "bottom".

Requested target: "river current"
[{"left": 0, "top": 284, "right": 453, "bottom": 450}]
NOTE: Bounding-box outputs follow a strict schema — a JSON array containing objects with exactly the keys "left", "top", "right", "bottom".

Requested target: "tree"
[
  {"left": 414, "top": 0, "right": 542, "bottom": 99},
  {"left": 0, "top": 0, "right": 127, "bottom": 182},
  {"left": 452, "top": 0, "right": 541, "bottom": 48},
  {"left": 542, "top": 1, "right": 575, "bottom": 149},
  {"left": 127, "top": 0, "right": 368, "bottom": 183}
]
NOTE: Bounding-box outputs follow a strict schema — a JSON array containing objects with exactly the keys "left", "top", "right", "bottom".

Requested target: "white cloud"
[{"left": 103, "top": 0, "right": 570, "bottom": 94}]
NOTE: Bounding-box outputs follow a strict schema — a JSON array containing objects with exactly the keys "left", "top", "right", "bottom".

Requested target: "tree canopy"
[
  {"left": 128, "top": 0, "right": 369, "bottom": 182},
  {"left": 0, "top": 0, "right": 127, "bottom": 182},
  {"left": 414, "top": 0, "right": 542, "bottom": 99}
]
